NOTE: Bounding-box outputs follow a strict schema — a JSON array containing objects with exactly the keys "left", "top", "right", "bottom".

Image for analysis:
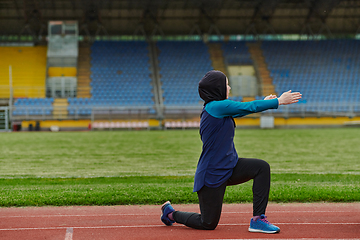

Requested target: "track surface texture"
[{"left": 0, "top": 203, "right": 359, "bottom": 240}]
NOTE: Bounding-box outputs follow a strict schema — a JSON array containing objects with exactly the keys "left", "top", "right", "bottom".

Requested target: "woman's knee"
[
  {"left": 258, "top": 159, "right": 270, "bottom": 172},
  {"left": 202, "top": 220, "right": 219, "bottom": 230}
]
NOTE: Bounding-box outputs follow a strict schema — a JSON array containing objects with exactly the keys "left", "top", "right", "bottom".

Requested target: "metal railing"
[
  {"left": 0, "top": 86, "right": 45, "bottom": 98},
  {"left": 9, "top": 102, "right": 360, "bottom": 121},
  {"left": 0, "top": 86, "right": 91, "bottom": 99},
  {"left": 11, "top": 105, "right": 155, "bottom": 121},
  {"left": 266, "top": 102, "right": 360, "bottom": 118},
  {"left": 91, "top": 106, "right": 154, "bottom": 122}
]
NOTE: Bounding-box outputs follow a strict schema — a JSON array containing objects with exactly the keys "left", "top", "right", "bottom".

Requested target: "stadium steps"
[
  {"left": 207, "top": 43, "right": 228, "bottom": 75},
  {"left": 77, "top": 47, "right": 92, "bottom": 98},
  {"left": 207, "top": 42, "right": 237, "bottom": 97},
  {"left": 247, "top": 43, "right": 276, "bottom": 96},
  {"left": 52, "top": 98, "right": 68, "bottom": 119}
]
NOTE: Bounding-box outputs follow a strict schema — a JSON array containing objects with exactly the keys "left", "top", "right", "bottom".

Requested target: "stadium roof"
[{"left": 0, "top": 0, "right": 359, "bottom": 37}]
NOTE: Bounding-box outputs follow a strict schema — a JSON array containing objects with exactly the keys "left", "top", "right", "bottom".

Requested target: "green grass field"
[{"left": 0, "top": 128, "right": 359, "bottom": 206}]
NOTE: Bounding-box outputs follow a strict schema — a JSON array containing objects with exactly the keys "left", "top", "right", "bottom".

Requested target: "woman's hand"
[
  {"left": 277, "top": 90, "right": 302, "bottom": 105},
  {"left": 264, "top": 94, "right": 277, "bottom": 100}
]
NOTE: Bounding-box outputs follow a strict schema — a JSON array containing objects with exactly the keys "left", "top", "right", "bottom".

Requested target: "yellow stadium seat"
[
  {"left": 48, "top": 67, "right": 77, "bottom": 77},
  {"left": 0, "top": 46, "right": 47, "bottom": 98}
]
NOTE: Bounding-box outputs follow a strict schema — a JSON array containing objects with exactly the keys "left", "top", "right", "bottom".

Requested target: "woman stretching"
[{"left": 160, "top": 70, "right": 302, "bottom": 233}]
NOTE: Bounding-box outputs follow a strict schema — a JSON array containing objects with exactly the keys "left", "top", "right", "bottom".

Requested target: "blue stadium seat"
[
  {"left": 261, "top": 40, "right": 360, "bottom": 113},
  {"left": 157, "top": 41, "right": 213, "bottom": 106},
  {"left": 14, "top": 98, "right": 53, "bottom": 116},
  {"left": 88, "top": 40, "right": 154, "bottom": 112},
  {"left": 221, "top": 41, "right": 253, "bottom": 65}
]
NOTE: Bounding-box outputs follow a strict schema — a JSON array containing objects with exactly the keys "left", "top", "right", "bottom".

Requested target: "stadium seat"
[
  {"left": 66, "top": 41, "right": 156, "bottom": 116},
  {"left": 221, "top": 41, "right": 253, "bottom": 65},
  {"left": 261, "top": 40, "right": 360, "bottom": 113},
  {"left": 14, "top": 98, "right": 53, "bottom": 116},
  {"left": 156, "top": 41, "right": 213, "bottom": 106}
]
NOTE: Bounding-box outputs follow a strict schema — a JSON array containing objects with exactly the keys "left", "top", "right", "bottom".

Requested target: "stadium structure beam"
[
  {"left": 133, "top": 3, "right": 166, "bottom": 38},
  {"left": 79, "top": 0, "right": 109, "bottom": 39},
  {"left": 341, "top": 0, "right": 360, "bottom": 35},
  {"left": 244, "top": 0, "right": 279, "bottom": 37},
  {"left": 194, "top": 0, "right": 223, "bottom": 36},
  {"left": 19, "top": 0, "right": 46, "bottom": 41},
  {"left": 3, "top": 14, "right": 360, "bottom": 21},
  {"left": 301, "top": 0, "right": 341, "bottom": 37},
  {"left": 200, "top": 7, "right": 220, "bottom": 35},
  {"left": 2, "top": 0, "right": 360, "bottom": 36},
  {"left": 69, "top": 0, "right": 76, "bottom": 11},
  {"left": 12, "top": 0, "right": 21, "bottom": 17},
  {"left": 134, "top": 8, "right": 151, "bottom": 38}
]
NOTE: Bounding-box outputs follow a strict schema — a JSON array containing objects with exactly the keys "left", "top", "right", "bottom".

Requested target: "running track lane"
[{"left": 0, "top": 203, "right": 359, "bottom": 240}]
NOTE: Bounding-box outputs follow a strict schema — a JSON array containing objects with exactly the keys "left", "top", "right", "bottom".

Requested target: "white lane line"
[
  {"left": 64, "top": 228, "right": 73, "bottom": 240},
  {"left": 0, "top": 222, "right": 359, "bottom": 231},
  {"left": 0, "top": 213, "right": 151, "bottom": 218},
  {"left": 1, "top": 210, "right": 358, "bottom": 218},
  {"left": 0, "top": 225, "right": 164, "bottom": 231}
]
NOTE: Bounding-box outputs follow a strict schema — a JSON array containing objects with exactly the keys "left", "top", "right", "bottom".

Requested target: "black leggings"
[{"left": 172, "top": 158, "right": 270, "bottom": 230}]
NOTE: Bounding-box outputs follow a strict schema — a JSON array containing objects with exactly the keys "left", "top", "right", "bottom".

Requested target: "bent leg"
[
  {"left": 227, "top": 158, "right": 270, "bottom": 216},
  {"left": 173, "top": 182, "right": 226, "bottom": 230}
]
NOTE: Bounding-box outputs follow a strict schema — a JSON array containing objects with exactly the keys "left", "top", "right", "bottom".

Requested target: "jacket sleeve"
[{"left": 205, "top": 99, "right": 279, "bottom": 118}]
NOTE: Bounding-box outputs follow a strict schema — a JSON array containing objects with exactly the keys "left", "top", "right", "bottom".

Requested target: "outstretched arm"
[
  {"left": 205, "top": 91, "right": 302, "bottom": 118},
  {"left": 205, "top": 99, "right": 279, "bottom": 118}
]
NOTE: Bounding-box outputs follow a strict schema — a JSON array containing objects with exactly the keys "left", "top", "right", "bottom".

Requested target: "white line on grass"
[
  {"left": 2, "top": 171, "right": 360, "bottom": 179},
  {"left": 0, "top": 222, "right": 359, "bottom": 231}
]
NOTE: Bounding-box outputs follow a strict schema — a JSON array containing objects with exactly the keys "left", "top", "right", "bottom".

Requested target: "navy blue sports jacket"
[{"left": 193, "top": 99, "right": 279, "bottom": 192}]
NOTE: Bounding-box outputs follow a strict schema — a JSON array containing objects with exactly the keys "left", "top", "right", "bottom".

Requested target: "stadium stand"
[
  {"left": 0, "top": 46, "right": 47, "bottom": 98},
  {"left": 13, "top": 98, "right": 53, "bottom": 116},
  {"left": 157, "top": 41, "right": 213, "bottom": 106},
  {"left": 221, "top": 41, "right": 253, "bottom": 65},
  {"left": 6, "top": 39, "right": 360, "bottom": 128},
  {"left": 219, "top": 41, "right": 259, "bottom": 101},
  {"left": 228, "top": 96, "right": 243, "bottom": 102},
  {"left": 207, "top": 42, "right": 228, "bottom": 75},
  {"left": 247, "top": 43, "right": 276, "bottom": 97},
  {"left": 262, "top": 40, "right": 360, "bottom": 113},
  {"left": 67, "top": 41, "right": 154, "bottom": 116}
]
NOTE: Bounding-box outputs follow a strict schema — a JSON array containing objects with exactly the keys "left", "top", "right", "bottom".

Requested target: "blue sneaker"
[
  {"left": 161, "top": 201, "right": 175, "bottom": 226},
  {"left": 248, "top": 214, "right": 280, "bottom": 233}
]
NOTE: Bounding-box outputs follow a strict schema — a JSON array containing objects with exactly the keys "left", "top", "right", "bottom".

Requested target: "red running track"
[{"left": 0, "top": 203, "right": 359, "bottom": 240}]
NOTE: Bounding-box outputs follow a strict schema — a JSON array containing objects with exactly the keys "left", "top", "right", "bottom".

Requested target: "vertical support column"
[
  {"left": 148, "top": 40, "right": 164, "bottom": 120},
  {"left": 8, "top": 65, "right": 13, "bottom": 122}
]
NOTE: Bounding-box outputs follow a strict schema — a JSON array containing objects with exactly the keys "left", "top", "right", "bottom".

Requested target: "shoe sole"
[
  {"left": 161, "top": 201, "right": 171, "bottom": 210},
  {"left": 248, "top": 227, "right": 280, "bottom": 234}
]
